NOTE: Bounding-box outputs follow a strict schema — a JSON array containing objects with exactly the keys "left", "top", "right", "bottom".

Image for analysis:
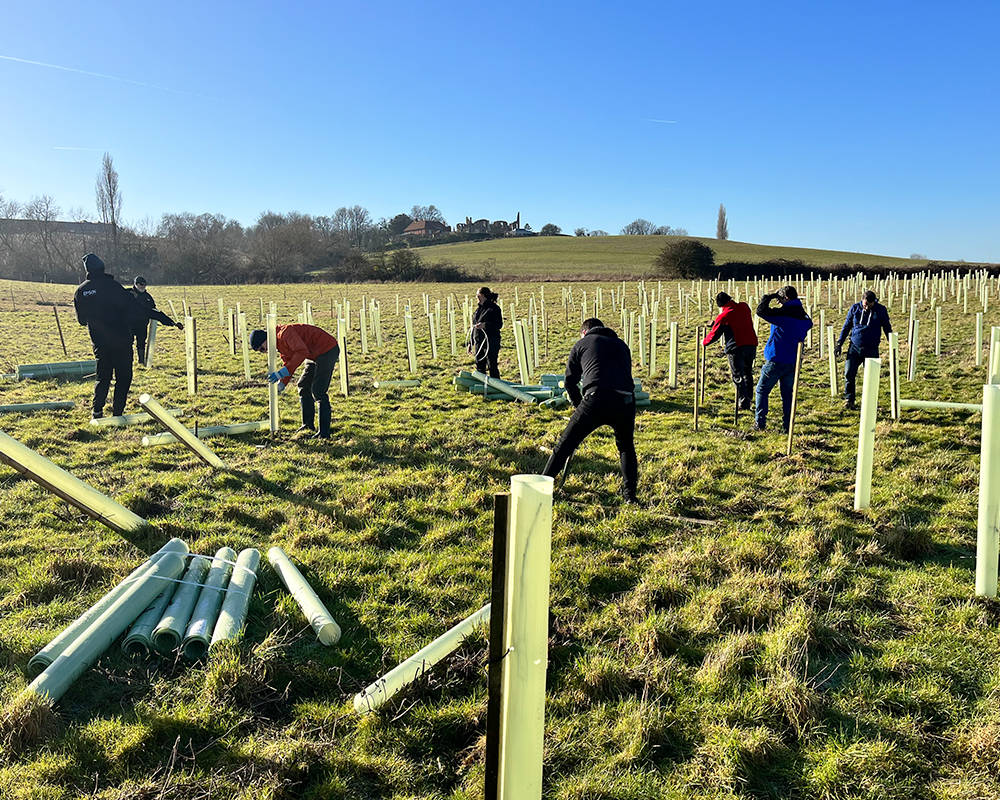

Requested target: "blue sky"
[{"left": 1, "top": 0, "right": 997, "bottom": 261}]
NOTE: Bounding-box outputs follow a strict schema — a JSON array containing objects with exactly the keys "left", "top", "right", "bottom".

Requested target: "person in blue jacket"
[
  {"left": 835, "top": 290, "right": 892, "bottom": 410},
  {"left": 753, "top": 286, "right": 813, "bottom": 432}
]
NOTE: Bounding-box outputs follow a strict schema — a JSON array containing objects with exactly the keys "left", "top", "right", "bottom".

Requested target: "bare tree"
[
  {"left": 95, "top": 152, "right": 123, "bottom": 255},
  {"left": 410, "top": 204, "right": 446, "bottom": 224},
  {"left": 717, "top": 203, "right": 729, "bottom": 240},
  {"left": 0, "top": 193, "right": 20, "bottom": 257},
  {"left": 620, "top": 218, "right": 656, "bottom": 235},
  {"left": 23, "top": 195, "right": 70, "bottom": 277}
]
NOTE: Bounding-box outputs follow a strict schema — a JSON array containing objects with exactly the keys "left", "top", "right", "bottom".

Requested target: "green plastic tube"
[
  {"left": 141, "top": 420, "right": 269, "bottom": 447},
  {"left": 0, "top": 401, "right": 75, "bottom": 414},
  {"left": 16, "top": 361, "right": 96, "bottom": 380},
  {"left": 27, "top": 547, "right": 188, "bottom": 703},
  {"left": 90, "top": 409, "right": 183, "bottom": 427},
  {"left": 122, "top": 583, "right": 177, "bottom": 658},
  {"left": 373, "top": 379, "right": 421, "bottom": 388},
  {"left": 210, "top": 548, "right": 261, "bottom": 647},
  {"left": 181, "top": 547, "right": 237, "bottom": 660},
  {"left": 27, "top": 538, "right": 189, "bottom": 676},
  {"left": 152, "top": 554, "right": 211, "bottom": 653},
  {"left": 267, "top": 547, "right": 341, "bottom": 645}
]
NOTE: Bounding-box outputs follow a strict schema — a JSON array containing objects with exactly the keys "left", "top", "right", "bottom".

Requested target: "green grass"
[
  {"left": 0, "top": 275, "right": 998, "bottom": 798},
  {"left": 413, "top": 235, "right": 937, "bottom": 279}
]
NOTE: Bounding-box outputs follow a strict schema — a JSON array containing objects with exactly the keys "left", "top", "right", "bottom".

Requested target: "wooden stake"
[{"left": 52, "top": 304, "right": 68, "bottom": 358}]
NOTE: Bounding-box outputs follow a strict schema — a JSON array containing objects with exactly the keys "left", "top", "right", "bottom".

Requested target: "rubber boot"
[
  {"left": 300, "top": 396, "right": 316, "bottom": 430},
  {"left": 316, "top": 398, "right": 331, "bottom": 439}
]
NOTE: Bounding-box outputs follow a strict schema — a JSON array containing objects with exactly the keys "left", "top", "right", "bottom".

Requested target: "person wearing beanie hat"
[
  {"left": 251, "top": 323, "right": 339, "bottom": 438},
  {"left": 129, "top": 276, "right": 181, "bottom": 364},
  {"left": 73, "top": 253, "right": 184, "bottom": 418},
  {"left": 468, "top": 286, "right": 503, "bottom": 378}
]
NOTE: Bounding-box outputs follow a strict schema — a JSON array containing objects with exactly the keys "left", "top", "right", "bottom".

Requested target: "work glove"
[
  {"left": 276, "top": 381, "right": 287, "bottom": 394},
  {"left": 267, "top": 366, "right": 290, "bottom": 383},
  {"left": 175, "top": 321, "right": 184, "bottom": 330},
  {"left": 834, "top": 344, "right": 842, "bottom": 358}
]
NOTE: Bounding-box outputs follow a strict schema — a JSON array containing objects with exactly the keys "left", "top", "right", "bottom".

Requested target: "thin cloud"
[
  {"left": 0, "top": 54, "right": 205, "bottom": 98},
  {"left": 644, "top": 118, "right": 678, "bottom": 124}
]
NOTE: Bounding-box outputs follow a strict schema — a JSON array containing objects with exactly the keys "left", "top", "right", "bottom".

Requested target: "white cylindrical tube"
[
  {"left": 0, "top": 401, "right": 75, "bottom": 413},
  {"left": 498, "top": 474, "right": 553, "bottom": 800},
  {"left": 353, "top": 603, "right": 490, "bottom": 714},
  {"left": 827, "top": 326, "right": 837, "bottom": 398},
  {"left": 139, "top": 394, "right": 226, "bottom": 469},
  {"left": 142, "top": 420, "right": 269, "bottom": 446},
  {"left": 144, "top": 319, "right": 158, "bottom": 368},
  {"left": 0, "top": 430, "right": 147, "bottom": 533},
  {"left": 404, "top": 314, "right": 417, "bottom": 374},
  {"left": 899, "top": 399, "right": 982, "bottom": 412},
  {"left": 90, "top": 408, "right": 182, "bottom": 427},
  {"left": 854, "top": 358, "right": 881, "bottom": 510},
  {"left": 268, "top": 546, "right": 341, "bottom": 646},
  {"left": 210, "top": 548, "right": 261, "bottom": 646},
  {"left": 888, "top": 332, "right": 900, "bottom": 419},
  {"left": 975, "top": 384, "right": 1000, "bottom": 597},
  {"left": 668, "top": 321, "right": 678, "bottom": 388}
]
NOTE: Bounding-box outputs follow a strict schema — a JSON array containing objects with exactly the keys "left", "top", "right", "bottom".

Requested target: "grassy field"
[
  {"left": 413, "top": 236, "right": 934, "bottom": 280},
  {"left": 0, "top": 275, "right": 999, "bottom": 799}
]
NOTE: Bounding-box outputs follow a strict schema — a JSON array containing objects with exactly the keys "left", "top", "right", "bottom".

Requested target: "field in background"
[
  {"left": 414, "top": 235, "right": 933, "bottom": 279},
  {"left": 1, "top": 275, "right": 999, "bottom": 799}
]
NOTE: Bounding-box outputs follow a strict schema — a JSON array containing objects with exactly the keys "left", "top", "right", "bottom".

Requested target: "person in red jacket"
[
  {"left": 250, "top": 324, "right": 340, "bottom": 438},
  {"left": 702, "top": 292, "right": 759, "bottom": 410}
]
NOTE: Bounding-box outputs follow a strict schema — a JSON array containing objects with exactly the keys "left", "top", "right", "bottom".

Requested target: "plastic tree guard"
[
  {"left": 0, "top": 429, "right": 148, "bottom": 533},
  {"left": 210, "top": 548, "right": 261, "bottom": 647},
  {"left": 152, "top": 554, "right": 211, "bottom": 652},
  {"left": 354, "top": 603, "right": 490, "bottom": 714},
  {"left": 267, "top": 547, "right": 341, "bottom": 645},
  {"left": 90, "top": 408, "right": 183, "bottom": 427},
  {"left": 27, "top": 546, "right": 188, "bottom": 703},
  {"left": 182, "top": 546, "right": 237, "bottom": 660},
  {"left": 28, "top": 538, "right": 188, "bottom": 675},
  {"left": 0, "top": 401, "right": 75, "bottom": 413},
  {"left": 142, "top": 420, "right": 269, "bottom": 446},
  {"left": 139, "top": 394, "right": 226, "bottom": 469}
]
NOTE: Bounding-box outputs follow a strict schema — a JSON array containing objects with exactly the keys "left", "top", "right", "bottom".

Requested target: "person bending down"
[
  {"left": 250, "top": 323, "right": 339, "bottom": 439},
  {"left": 542, "top": 318, "right": 638, "bottom": 504},
  {"left": 702, "top": 291, "right": 759, "bottom": 411}
]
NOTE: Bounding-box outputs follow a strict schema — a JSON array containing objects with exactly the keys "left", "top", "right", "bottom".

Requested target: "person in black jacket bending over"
[
  {"left": 73, "top": 254, "right": 182, "bottom": 418},
  {"left": 542, "top": 318, "right": 639, "bottom": 503},
  {"left": 835, "top": 290, "right": 892, "bottom": 410},
  {"left": 129, "top": 275, "right": 175, "bottom": 363},
  {"left": 469, "top": 286, "right": 503, "bottom": 378}
]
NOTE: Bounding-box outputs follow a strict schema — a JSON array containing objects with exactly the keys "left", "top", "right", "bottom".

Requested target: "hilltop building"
[
  {"left": 401, "top": 219, "right": 451, "bottom": 238},
  {"left": 454, "top": 212, "right": 533, "bottom": 237}
]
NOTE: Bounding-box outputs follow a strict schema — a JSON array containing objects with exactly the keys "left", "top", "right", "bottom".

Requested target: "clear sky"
[{"left": 1, "top": 1, "right": 997, "bottom": 261}]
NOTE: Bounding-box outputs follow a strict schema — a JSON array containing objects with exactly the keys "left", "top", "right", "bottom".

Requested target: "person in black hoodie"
[
  {"left": 73, "top": 254, "right": 181, "bottom": 418},
  {"left": 469, "top": 286, "right": 503, "bottom": 378},
  {"left": 542, "top": 318, "right": 638, "bottom": 503},
  {"left": 129, "top": 276, "right": 177, "bottom": 363}
]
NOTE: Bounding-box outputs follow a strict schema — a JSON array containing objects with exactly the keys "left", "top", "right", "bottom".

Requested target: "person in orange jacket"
[{"left": 250, "top": 323, "right": 339, "bottom": 438}]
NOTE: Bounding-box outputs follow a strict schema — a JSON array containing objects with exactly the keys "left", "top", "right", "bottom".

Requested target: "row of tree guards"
[{"left": 1, "top": 415, "right": 554, "bottom": 798}]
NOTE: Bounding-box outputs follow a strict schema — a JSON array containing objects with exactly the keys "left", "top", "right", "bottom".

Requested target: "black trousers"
[
  {"left": 473, "top": 334, "right": 500, "bottom": 378},
  {"left": 133, "top": 323, "right": 149, "bottom": 363},
  {"left": 93, "top": 340, "right": 134, "bottom": 417},
  {"left": 844, "top": 346, "right": 876, "bottom": 402},
  {"left": 726, "top": 345, "right": 757, "bottom": 408},
  {"left": 298, "top": 345, "right": 339, "bottom": 436},
  {"left": 542, "top": 390, "right": 638, "bottom": 498}
]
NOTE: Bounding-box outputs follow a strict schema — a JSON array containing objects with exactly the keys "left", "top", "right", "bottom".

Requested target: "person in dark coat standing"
[
  {"left": 469, "top": 286, "right": 503, "bottom": 378},
  {"left": 129, "top": 276, "right": 176, "bottom": 363},
  {"left": 702, "top": 291, "right": 759, "bottom": 410},
  {"left": 73, "top": 254, "right": 182, "bottom": 418},
  {"left": 754, "top": 286, "right": 813, "bottom": 433},
  {"left": 836, "top": 290, "right": 892, "bottom": 410},
  {"left": 542, "top": 318, "right": 639, "bottom": 503}
]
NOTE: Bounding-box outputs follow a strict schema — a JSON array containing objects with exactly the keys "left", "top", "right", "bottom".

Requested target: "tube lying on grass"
[
  {"left": 27, "top": 546, "right": 189, "bottom": 703},
  {"left": 899, "top": 399, "right": 983, "bottom": 413},
  {"left": 471, "top": 371, "right": 538, "bottom": 404},
  {"left": 90, "top": 409, "right": 183, "bottom": 427},
  {"left": 0, "top": 429, "right": 148, "bottom": 534},
  {"left": 141, "top": 420, "right": 269, "bottom": 447},
  {"left": 267, "top": 547, "right": 341, "bottom": 645},
  {"left": 15, "top": 360, "right": 96, "bottom": 381},
  {"left": 354, "top": 603, "right": 491, "bottom": 714},
  {"left": 210, "top": 548, "right": 261, "bottom": 647},
  {"left": 152, "top": 554, "right": 211, "bottom": 653},
  {"left": 182, "top": 546, "right": 236, "bottom": 660},
  {"left": 122, "top": 583, "right": 177, "bottom": 658},
  {"left": 27, "top": 538, "right": 189, "bottom": 676},
  {"left": 372, "top": 379, "right": 421, "bottom": 388},
  {"left": 0, "top": 401, "right": 75, "bottom": 414},
  {"left": 139, "top": 394, "right": 226, "bottom": 469}
]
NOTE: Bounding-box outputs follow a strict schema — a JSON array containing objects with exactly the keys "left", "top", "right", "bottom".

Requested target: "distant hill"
[{"left": 413, "top": 235, "right": 932, "bottom": 279}]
